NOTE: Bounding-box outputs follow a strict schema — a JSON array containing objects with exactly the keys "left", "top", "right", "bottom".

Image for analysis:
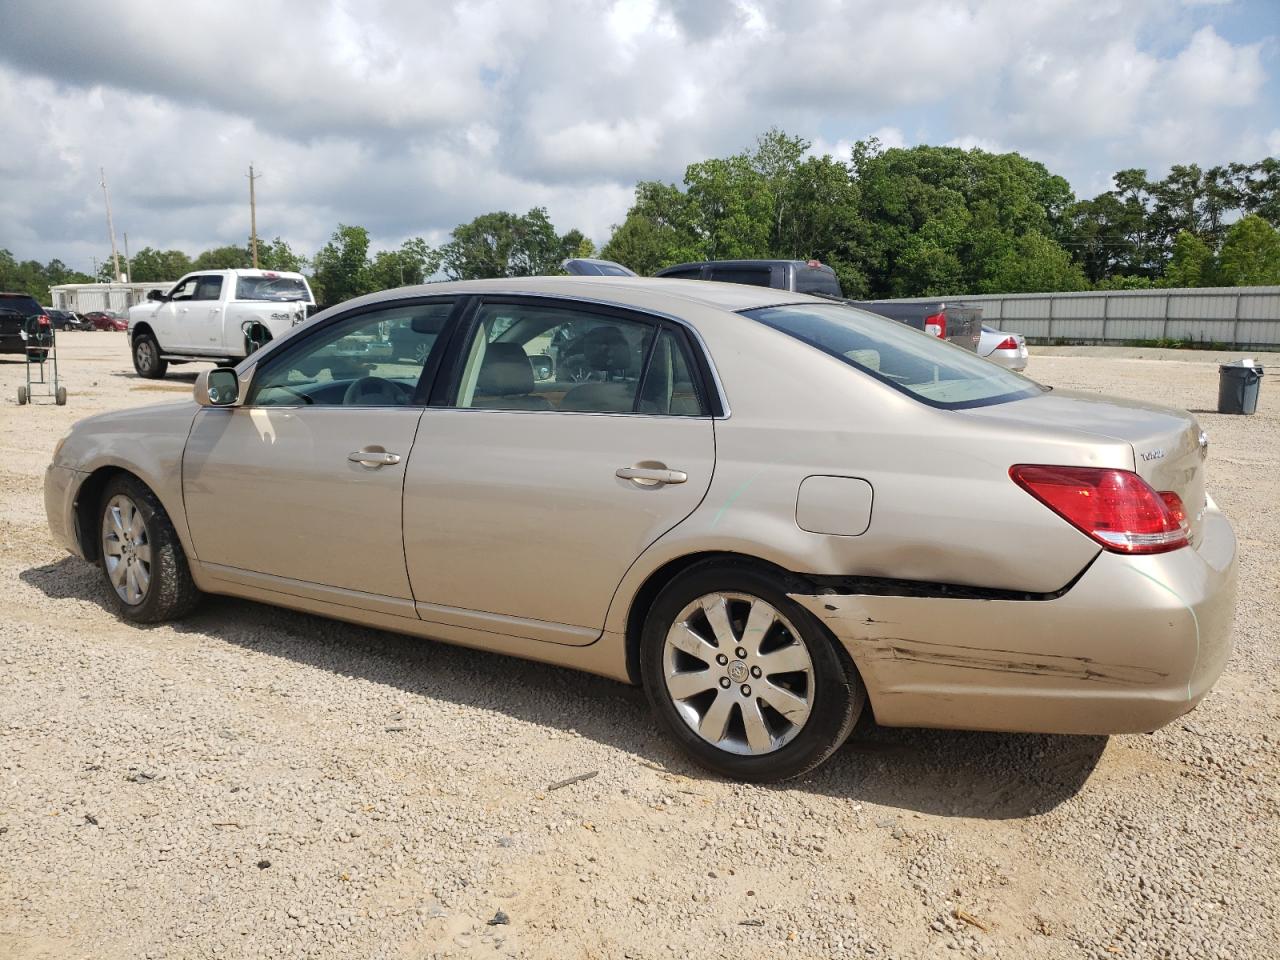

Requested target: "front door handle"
[
  {"left": 616, "top": 465, "right": 687, "bottom": 486},
  {"left": 348, "top": 448, "right": 401, "bottom": 468}
]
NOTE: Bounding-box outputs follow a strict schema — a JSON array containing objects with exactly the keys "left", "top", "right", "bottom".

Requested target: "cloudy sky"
[{"left": 1, "top": 0, "right": 1277, "bottom": 273}]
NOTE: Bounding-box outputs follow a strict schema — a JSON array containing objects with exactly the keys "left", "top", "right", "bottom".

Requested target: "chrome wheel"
[
  {"left": 662, "top": 592, "right": 814, "bottom": 756},
  {"left": 102, "top": 494, "right": 152, "bottom": 605},
  {"left": 135, "top": 339, "right": 156, "bottom": 370}
]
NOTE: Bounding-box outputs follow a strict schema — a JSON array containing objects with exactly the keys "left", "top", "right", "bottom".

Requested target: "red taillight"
[
  {"left": 994, "top": 336, "right": 1018, "bottom": 350},
  {"left": 1010, "top": 465, "right": 1189, "bottom": 555},
  {"left": 924, "top": 311, "right": 946, "bottom": 338},
  {"left": 38, "top": 315, "right": 51, "bottom": 327}
]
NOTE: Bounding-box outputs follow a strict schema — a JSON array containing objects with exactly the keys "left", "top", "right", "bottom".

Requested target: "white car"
[{"left": 979, "top": 325, "right": 1028, "bottom": 371}]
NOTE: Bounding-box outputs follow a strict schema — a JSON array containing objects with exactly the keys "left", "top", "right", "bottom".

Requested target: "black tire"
[
  {"left": 132, "top": 333, "right": 167, "bottom": 379},
  {"left": 640, "top": 560, "right": 864, "bottom": 782},
  {"left": 16, "top": 385, "right": 27, "bottom": 405},
  {"left": 97, "top": 474, "right": 200, "bottom": 623}
]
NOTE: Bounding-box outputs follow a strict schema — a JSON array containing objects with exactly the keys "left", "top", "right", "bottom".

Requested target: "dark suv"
[
  {"left": 652, "top": 259, "right": 980, "bottom": 352},
  {"left": 656, "top": 259, "right": 843, "bottom": 297},
  {"left": 0, "top": 293, "right": 50, "bottom": 357}
]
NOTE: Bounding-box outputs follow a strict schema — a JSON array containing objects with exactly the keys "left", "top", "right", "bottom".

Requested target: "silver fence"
[{"left": 871, "top": 286, "right": 1280, "bottom": 349}]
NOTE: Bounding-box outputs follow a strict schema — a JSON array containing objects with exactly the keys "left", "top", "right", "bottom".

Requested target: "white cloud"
[{"left": 0, "top": 0, "right": 1275, "bottom": 269}]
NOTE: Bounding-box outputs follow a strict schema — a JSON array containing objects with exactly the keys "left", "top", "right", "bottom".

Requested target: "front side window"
[
  {"left": 168, "top": 277, "right": 199, "bottom": 301},
  {"left": 455, "top": 303, "right": 658, "bottom": 413},
  {"left": 742, "top": 302, "right": 1044, "bottom": 409},
  {"left": 248, "top": 300, "right": 453, "bottom": 407}
]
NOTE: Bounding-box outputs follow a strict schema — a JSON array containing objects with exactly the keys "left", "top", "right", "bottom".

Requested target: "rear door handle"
[
  {"left": 348, "top": 449, "right": 401, "bottom": 467},
  {"left": 616, "top": 465, "right": 687, "bottom": 486}
]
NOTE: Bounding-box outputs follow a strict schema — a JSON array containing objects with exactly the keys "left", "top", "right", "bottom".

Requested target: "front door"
[
  {"left": 182, "top": 298, "right": 457, "bottom": 610},
  {"left": 403, "top": 298, "right": 716, "bottom": 642}
]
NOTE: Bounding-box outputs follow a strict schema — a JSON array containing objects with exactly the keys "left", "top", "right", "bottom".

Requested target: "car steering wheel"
[{"left": 342, "top": 376, "right": 410, "bottom": 406}]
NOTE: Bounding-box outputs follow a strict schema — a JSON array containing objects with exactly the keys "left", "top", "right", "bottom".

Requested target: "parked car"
[
  {"left": 562, "top": 257, "right": 638, "bottom": 277},
  {"left": 45, "top": 308, "right": 92, "bottom": 331},
  {"left": 653, "top": 260, "right": 981, "bottom": 351},
  {"left": 656, "top": 258, "right": 843, "bottom": 297},
  {"left": 979, "top": 325, "right": 1029, "bottom": 371},
  {"left": 45, "top": 278, "right": 1236, "bottom": 782},
  {"left": 850, "top": 299, "right": 983, "bottom": 353},
  {"left": 0, "top": 292, "right": 50, "bottom": 356},
  {"left": 84, "top": 311, "right": 129, "bottom": 331},
  {"left": 127, "top": 269, "right": 316, "bottom": 378}
]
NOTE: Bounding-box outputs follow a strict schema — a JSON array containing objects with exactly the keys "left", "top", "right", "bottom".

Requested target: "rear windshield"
[
  {"left": 235, "top": 276, "right": 311, "bottom": 302},
  {"left": 795, "top": 269, "right": 843, "bottom": 297},
  {"left": 742, "top": 302, "right": 1043, "bottom": 409}
]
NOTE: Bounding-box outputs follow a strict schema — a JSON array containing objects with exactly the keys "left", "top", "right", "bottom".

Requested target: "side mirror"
[
  {"left": 147, "top": 289, "right": 167, "bottom": 302},
  {"left": 194, "top": 367, "right": 240, "bottom": 407}
]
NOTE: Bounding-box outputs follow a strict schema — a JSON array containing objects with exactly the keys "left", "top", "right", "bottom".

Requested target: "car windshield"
[
  {"left": 236, "top": 275, "right": 310, "bottom": 302},
  {"left": 742, "top": 302, "right": 1044, "bottom": 409}
]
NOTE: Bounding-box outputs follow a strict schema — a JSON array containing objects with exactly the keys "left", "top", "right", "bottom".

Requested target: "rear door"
[{"left": 402, "top": 297, "right": 716, "bottom": 643}]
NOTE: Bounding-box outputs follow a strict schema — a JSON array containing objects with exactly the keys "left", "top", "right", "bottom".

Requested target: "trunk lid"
[{"left": 963, "top": 389, "right": 1208, "bottom": 543}]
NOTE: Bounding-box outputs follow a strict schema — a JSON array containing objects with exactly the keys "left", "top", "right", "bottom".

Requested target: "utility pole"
[
  {"left": 100, "top": 167, "right": 121, "bottom": 282},
  {"left": 123, "top": 232, "right": 132, "bottom": 283},
  {"left": 247, "top": 163, "right": 261, "bottom": 268}
]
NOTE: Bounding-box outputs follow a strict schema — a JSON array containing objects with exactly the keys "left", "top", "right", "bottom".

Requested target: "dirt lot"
[{"left": 1, "top": 334, "right": 1277, "bottom": 960}]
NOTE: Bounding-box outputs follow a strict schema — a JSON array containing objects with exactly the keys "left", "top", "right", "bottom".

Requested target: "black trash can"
[{"left": 1217, "top": 360, "right": 1264, "bottom": 415}]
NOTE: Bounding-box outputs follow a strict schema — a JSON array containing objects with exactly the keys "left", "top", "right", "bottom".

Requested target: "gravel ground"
[{"left": 1, "top": 334, "right": 1277, "bottom": 960}]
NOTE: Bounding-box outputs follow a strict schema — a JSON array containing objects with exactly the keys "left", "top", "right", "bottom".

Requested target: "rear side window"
[
  {"left": 742, "top": 302, "right": 1043, "bottom": 409},
  {"left": 193, "top": 276, "right": 223, "bottom": 301},
  {"left": 706, "top": 266, "right": 772, "bottom": 287},
  {"left": 657, "top": 267, "right": 703, "bottom": 280},
  {"left": 237, "top": 275, "right": 311, "bottom": 301}
]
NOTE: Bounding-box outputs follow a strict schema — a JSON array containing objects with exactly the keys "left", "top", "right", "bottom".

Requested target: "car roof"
[{"left": 351, "top": 276, "right": 819, "bottom": 315}]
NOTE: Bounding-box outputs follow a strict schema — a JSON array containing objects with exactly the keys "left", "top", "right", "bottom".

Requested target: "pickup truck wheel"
[
  {"left": 132, "top": 333, "right": 167, "bottom": 379},
  {"left": 98, "top": 475, "right": 200, "bottom": 623}
]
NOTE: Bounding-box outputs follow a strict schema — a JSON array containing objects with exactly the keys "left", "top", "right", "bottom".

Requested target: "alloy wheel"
[
  {"left": 662, "top": 592, "right": 814, "bottom": 756},
  {"left": 102, "top": 494, "right": 152, "bottom": 605},
  {"left": 136, "top": 339, "right": 155, "bottom": 370}
]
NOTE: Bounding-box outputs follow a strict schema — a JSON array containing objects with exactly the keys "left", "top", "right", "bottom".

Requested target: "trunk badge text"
[{"left": 1140, "top": 448, "right": 1166, "bottom": 462}]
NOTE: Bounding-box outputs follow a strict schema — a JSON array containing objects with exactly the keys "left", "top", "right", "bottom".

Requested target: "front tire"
[
  {"left": 132, "top": 333, "right": 167, "bottom": 379},
  {"left": 98, "top": 475, "right": 200, "bottom": 623},
  {"left": 640, "top": 561, "right": 864, "bottom": 782}
]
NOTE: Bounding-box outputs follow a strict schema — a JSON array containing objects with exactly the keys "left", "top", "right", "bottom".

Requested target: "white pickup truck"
[{"left": 127, "top": 269, "right": 315, "bottom": 378}]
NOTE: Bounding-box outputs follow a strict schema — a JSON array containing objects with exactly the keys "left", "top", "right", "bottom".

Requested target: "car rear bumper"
[{"left": 790, "top": 500, "right": 1236, "bottom": 735}]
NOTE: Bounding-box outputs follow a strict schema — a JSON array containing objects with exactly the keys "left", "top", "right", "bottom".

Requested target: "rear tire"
[
  {"left": 98, "top": 475, "right": 200, "bottom": 623},
  {"left": 55, "top": 386, "right": 67, "bottom": 406},
  {"left": 132, "top": 333, "right": 167, "bottom": 379},
  {"left": 17, "top": 385, "right": 27, "bottom": 405},
  {"left": 640, "top": 560, "right": 864, "bottom": 782}
]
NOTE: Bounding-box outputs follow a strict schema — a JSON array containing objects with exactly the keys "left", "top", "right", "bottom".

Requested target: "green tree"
[
  {"left": 127, "top": 247, "right": 193, "bottom": 282},
  {"left": 440, "top": 208, "right": 586, "bottom": 280},
  {"left": 1163, "top": 231, "right": 1215, "bottom": 288},
  {"left": 309, "top": 225, "right": 373, "bottom": 305},
  {"left": 1217, "top": 214, "right": 1280, "bottom": 285},
  {"left": 982, "top": 231, "right": 1088, "bottom": 293},
  {"left": 258, "top": 237, "right": 304, "bottom": 272},
  {"left": 192, "top": 245, "right": 253, "bottom": 270},
  {"left": 366, "top": 237, "right": 443, "bottom": 290},
  {"left": 0, "top": 249, "right": 93, "bottom": 300}
]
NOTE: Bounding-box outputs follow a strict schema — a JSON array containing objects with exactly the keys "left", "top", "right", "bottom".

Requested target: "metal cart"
[{"left": 17, "top": 313, "right": 66, "bottom": 406}]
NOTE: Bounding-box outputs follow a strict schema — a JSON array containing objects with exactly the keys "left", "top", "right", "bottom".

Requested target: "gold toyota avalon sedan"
[{"left": 44, "top": 277, "right": 1237, "bottom": 781}]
